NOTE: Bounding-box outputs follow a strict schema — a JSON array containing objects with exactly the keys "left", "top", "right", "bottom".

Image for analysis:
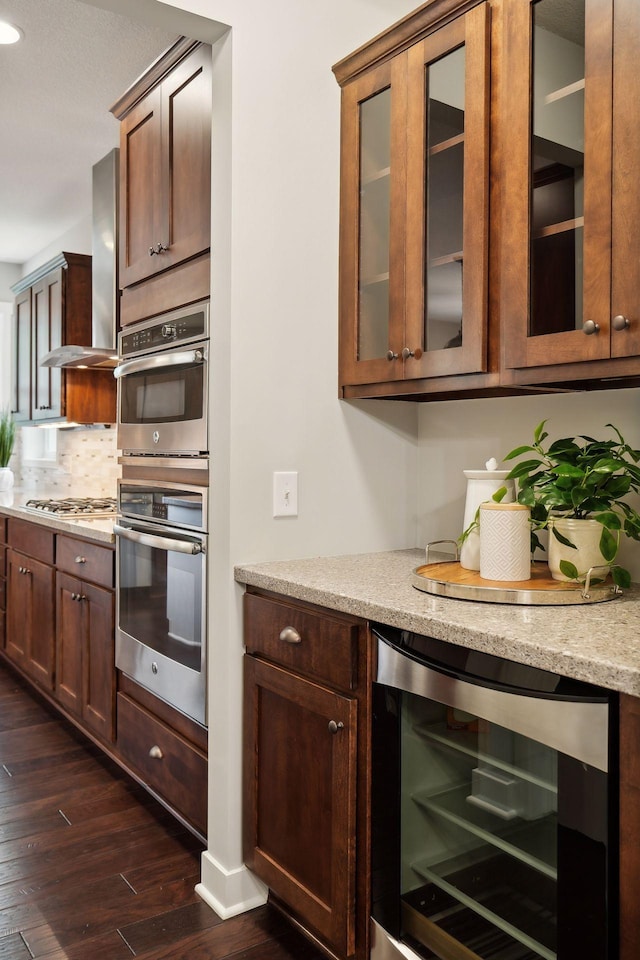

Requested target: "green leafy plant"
[
  {"left": 0, "top": 410, "right": 15, "bottom": 468},
  {"left": 503, "top": 420, "right": 640, "bottom": 588}
]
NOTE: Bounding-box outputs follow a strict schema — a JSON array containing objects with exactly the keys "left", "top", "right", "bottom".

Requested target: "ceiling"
[{"left": 0, "top": 0, "right": 177, "bottom": 265}]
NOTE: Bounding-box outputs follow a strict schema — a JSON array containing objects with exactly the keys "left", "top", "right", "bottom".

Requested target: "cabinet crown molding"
[
  {"left": 11, "top": 252, "right": 89, "bottom": 296},
  {"left": 332, "top": 0, "right": 483, "bottom": 85},
  {"left": 110, "top": 36, "right": 203, "bottom": 120}
]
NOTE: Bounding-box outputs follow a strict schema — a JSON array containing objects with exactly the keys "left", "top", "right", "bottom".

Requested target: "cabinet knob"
[
  {"left": 279, "top": 626, "right": 302, "bottom": 644},
  {"left": 401, "top": 347, "right": 422, "bottom": 360},
  {"left": 582, "top": 320, "right": 600, "bottom": 336},
  {"left": 155, "top": 242, "right": 169, "bottom": 254},
  {"left": 149, "top": 246, "right": 157, "bottom": 257},
  {"left": 149, "top": 745, "right": 164, "bottom": 759},
  {"left": 328, "top": 720, "right": 344, "bottom": 735},
  {"left": 386, "top": 350, "right": 398, "bottom": 361},
  {"left": 613, "top": 314, "right": 631, "bottom": 331},
  {"left": 38, "top": 405, "right": 51, "bottom": 410},
  {"left": 74, "top": 556, "right": 86, "bottom": 564}
]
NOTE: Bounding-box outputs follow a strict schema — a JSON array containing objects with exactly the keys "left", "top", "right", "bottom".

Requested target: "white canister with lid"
[
  {"left": 479, "top": 502, "right": 532, "bottom": 581},
  {"left": 459, "top": 458, "right": 515, "bottom": 571}
]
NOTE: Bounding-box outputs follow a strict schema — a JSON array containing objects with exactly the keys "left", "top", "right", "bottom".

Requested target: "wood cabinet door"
[
  {"left": 82, "top": 580, "right": 115, "bottom": 742},
  {"left": 159, "top": 43, "right": 211, "bottom": 274},
  {"left": 12, "top": 288, "right": 31, "bottom": 424},
  {"left": 7, "top": 549, "right": 54, "bottom": 690},
  {"left": 56, "top": 572, "right": 115, "bottom": 741},
  {"left": 119, "top": 44, "right": 211, "bottom": 290},
  {"left": 6, "top": 549, "right": 29, "bottom": 667},
  {"left": 243, "top": 657, "right": 357, "bottom": 957},
  {"left": 56, "top": 572, "right": 83, "bottom": 716},
  {"left": 611, "top": 0, "right": 640, "bottom": 359},
  {"left": 338, "top": 56, "right": 407, "bottom": 388},
  {"left": 119, "top": 85, "right": 163, "bottom": 288},
  {"left": 31, "top": 269, "right": 63, "bottom": 421},
  {"left": 501, "top": 0, "right": 613, "bottom": 370},
  {"left": 404, "top": 3, "right": 490, "bottom": 380}
]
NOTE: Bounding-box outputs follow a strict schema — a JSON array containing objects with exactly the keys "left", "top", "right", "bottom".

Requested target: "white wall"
[
  {"left": 417, "top": 387, "right": 640, "bottom": 579},
  {"left": 20, "top": 214, "right": 92, "bottom": 277}
]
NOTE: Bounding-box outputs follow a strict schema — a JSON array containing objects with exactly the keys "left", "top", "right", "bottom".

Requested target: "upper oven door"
[{"left": 115, "top": 341, "right": 208, "bottom": 455}]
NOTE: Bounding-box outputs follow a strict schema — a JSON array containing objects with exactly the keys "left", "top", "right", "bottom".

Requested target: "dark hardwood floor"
[{"left": 0, "top": 663, "right": 326, "bottom": 960}]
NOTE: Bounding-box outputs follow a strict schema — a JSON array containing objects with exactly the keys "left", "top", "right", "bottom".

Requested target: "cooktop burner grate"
[{"left": 24, "top": 497, "right": 117, "bottom": 517}]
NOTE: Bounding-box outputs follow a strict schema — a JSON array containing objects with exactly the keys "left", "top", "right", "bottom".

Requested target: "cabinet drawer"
[
  {"left": 8, "top": 519, "right": 54, "bottom": 564},
  {"left": 0, "top": 546, "right": 5, "bottom": 579},
  {"left": 0, "top": 576, "right": 5, "bottom": 610},
  {"left": 0, "top": 516, "right": 6, "bottom": 544},
  {"left": 117, "top": 693, "right": 207, "bottom": 833},
  {"left": 244, "top": 593, "right": 359, "bottom": 691},
  {"left": 56, "top": 535, "right": 114, "bottom": 588}
]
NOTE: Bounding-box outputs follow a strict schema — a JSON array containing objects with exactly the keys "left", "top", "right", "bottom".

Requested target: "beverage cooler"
[{"left": 371, "top": 625, "right": 618, "bottom": 960}]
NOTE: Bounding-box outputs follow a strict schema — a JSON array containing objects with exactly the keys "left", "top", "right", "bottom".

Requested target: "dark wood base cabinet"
[
  {"left": 620, "top": 693, "right": 640, "bottom": 960},
  {"left": 0, "top": 514, "right": 207, "bottom": 840},
  {"left": 243, "top": 589, "right": 372, "bottom": 960}
]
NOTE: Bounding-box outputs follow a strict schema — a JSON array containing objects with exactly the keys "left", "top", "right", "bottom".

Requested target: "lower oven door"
[{"left": 115, "top": 518, "right": 207, "bottom": 726}]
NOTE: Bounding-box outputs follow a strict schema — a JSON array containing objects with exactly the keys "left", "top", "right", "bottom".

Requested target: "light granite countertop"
[
  {"left": 0, "top": 496, "right": 115, "bottom": 545},
  {"left": 235, "top": 549, "right": 640, "bottom": 697}
]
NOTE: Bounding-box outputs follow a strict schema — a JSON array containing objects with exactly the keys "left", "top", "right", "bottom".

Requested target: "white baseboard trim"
[{"left": 196, "top": 850, "right": 268, "bottom": 919}]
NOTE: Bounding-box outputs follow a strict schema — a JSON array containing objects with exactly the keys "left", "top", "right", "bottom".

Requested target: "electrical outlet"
[{"left": 273, "top": 471, "right": 298, "bottom": 517}]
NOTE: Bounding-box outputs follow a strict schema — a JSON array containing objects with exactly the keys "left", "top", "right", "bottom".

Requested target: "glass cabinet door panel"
[
  {"left": 405, "top": 4, "right": 489, "bottom": 379},
  {"left": 338, "top": 57, "right": 406, "bottom": 387},
  {"left": 530, "top": 0, "right": 585, "bottom": 338},
  {"left": 359, "top": 88, "right": 391, "bottom": 360},
  {"left": 502, "top": 0, "right": 612, "bottom": 369},
  {"left": 425, "top": 50, "right": 465, "bottom": 353}
]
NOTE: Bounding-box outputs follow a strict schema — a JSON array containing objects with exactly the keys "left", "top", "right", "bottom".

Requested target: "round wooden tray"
[{"left": 412, "top": 561, "right": 623, "bottom": 605}]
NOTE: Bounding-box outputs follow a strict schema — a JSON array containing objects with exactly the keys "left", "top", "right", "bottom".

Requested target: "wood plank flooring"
[{"left": 0, "top": 663, "right": 326, "bottom": 960}]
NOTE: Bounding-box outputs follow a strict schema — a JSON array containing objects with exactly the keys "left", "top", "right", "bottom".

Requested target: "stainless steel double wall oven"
[{"left": 114, "top": 300, "right": 209, "bottom": 726}]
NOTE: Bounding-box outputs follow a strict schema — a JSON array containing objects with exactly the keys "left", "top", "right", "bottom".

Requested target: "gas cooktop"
[{"left": 24, "top": 497, "right": 117, "bottom": 518}]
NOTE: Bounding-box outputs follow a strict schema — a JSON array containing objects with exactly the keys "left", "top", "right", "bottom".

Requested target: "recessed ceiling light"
[{"left": 0, "top": 21, "right": 23, "bottom": 44}]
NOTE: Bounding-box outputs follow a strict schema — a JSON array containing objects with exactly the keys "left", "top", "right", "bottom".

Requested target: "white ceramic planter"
[
  {"left": 548, "top": 518, "right": 609, "bottom": 582},
  {"left": 0, "top": 467, "right": 14, "bottom": 492}
]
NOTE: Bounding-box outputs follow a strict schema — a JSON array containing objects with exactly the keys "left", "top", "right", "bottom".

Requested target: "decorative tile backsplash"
[{"left": 11, "top": 425, "right": 119, "bottom": 496}]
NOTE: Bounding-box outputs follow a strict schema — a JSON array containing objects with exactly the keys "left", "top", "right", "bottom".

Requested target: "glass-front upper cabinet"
[
  {"left": 334, "top": 4, "right": 490, "bottom": 393},
  {"left": 503, "top": 0, "right": 640, "bottom": 370}
]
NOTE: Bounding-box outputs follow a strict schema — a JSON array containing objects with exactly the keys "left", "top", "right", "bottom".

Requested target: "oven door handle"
[
  {"left": 113, "top": 348, "right": 206, "bottom": 379},
  {"left": 114, "top": 523, "right": 204, "bottom": 555}
]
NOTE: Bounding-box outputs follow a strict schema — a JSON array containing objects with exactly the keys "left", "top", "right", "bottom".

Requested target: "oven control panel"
[{"left": 119, "top": 301, "right": 209, "bottom": 358}]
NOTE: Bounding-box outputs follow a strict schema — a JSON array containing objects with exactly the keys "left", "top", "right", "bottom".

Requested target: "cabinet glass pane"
[
  {"left": 424, "top": 47, "right": 465, "bottom": 354},
  {"left": 358, "top": 88, "right": 391, "bottom": 360},
  {"left": 530, "top": 0, "right": 585, "bottom": 337}
]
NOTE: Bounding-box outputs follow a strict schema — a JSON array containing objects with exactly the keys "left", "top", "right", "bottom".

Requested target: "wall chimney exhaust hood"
[{"left": 41, "top": 149, "right": 120, "bottom": 369}]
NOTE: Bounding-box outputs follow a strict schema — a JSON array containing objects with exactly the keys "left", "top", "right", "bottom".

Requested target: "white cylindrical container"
[
  {"left": 459, "top": 461, "right": 515, "bottom": 571},
  {"left": 479, "top": 502, "right": 531, "bottom": 581}
]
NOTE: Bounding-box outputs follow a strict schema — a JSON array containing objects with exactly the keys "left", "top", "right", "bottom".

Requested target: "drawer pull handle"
[
  {"left": 328, "top": 720, "right": 344, "bottom": 735},
  {"left": 149, "top": 745, "right": 164, "bottom": 759},
  {"left": 74, "top": 556, "right": 86, "bottom": 564},
  {"left": 279, "top": 626, "right": 302, "bottom": 644}
]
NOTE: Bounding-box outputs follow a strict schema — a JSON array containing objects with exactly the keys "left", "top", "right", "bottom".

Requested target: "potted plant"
[
  {"left": 503, "top": 420, "right": 640, "bottom": 587},
  {"left": 0, "top": 410, "right": 16, "bottom": 492}
]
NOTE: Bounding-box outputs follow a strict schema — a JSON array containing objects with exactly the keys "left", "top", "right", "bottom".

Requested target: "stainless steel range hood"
[{"left": 41, "top": 149, "right": 119, "bottom": 369}]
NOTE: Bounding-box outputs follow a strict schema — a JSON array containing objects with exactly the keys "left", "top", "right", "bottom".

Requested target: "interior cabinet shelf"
[
  {"left": 412, "top": 784, "right": 557, "bottom": 880},
  {"left": 361, "top": 272, "right": 390, "bottom": 287},
  {"left": 413, "top": 721, "right": 558, "bottom": 795},
  {"left": 544, "top": 78, "right": 585, "bottom": 105},
  {"left": 430, "top": 251, "right": 463, "bottom": 268},
  {"left": 429, "top": 133, "right": 465, "bottom": 156},
  {"left": 411, "top": 857, "right": 555, "bottom": 960},
  {"left": 533, "top": 217, "right": 584, "bottom": 240},
  {"left": 362, "top": 166, "right": 390, "bottom": 185}
]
